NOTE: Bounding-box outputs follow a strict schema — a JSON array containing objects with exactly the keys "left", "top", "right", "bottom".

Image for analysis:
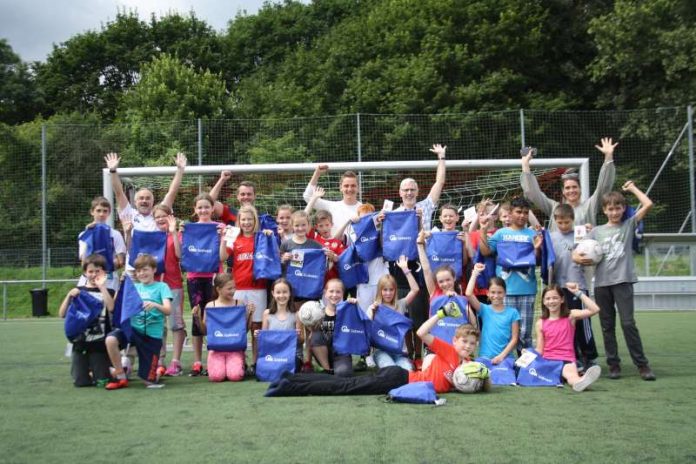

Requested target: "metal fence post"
[
  {"left": 198, "top": 118, "right": 203, "bottom": 194},
  {"left": 41, "top": 124, "right": 47, "bottom": 287},
  {"left": 356, "top": 113, "right": 363, "bottom": 202},
  {"left": 519, "top": 109, "right": 526, "bottom": 148}
]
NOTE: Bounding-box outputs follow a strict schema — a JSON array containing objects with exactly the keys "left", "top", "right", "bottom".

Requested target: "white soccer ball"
[
  {"left": 452, "top": 362, "right": 489, "bottom": 393},
  {"left": 298, "top": 300, "right": 324, "bottom": 328},
  {"left": 576, "top": 239, "right": 604, "bottom": 264}
]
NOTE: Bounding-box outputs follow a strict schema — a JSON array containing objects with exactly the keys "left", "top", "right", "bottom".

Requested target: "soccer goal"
[{"left": 103, "top": 158, "right": 589, "bottom": 228}]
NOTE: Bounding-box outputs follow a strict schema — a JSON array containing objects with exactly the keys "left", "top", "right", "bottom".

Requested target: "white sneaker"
[{"left": 573, "top": 365, "right": 601, "bottom": 392}]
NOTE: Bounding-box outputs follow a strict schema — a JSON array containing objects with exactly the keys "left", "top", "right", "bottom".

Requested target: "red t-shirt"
[
  {"left": 226, "top": 234, "right": 266, "bottom": 290},
  {"left": 157, "top": 232, "right": 182, "bottom": 290},
  {"left": 219, "top": 204, "right": 238, "bottom": 225},
  {"left": 408, "top": 337, "right": 463, "bottom": 393},
  {"left": 308, "top": 229, "right": 346, "bottom": 282}
]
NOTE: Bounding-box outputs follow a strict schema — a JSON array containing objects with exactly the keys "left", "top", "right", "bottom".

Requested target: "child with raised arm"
[
  {"left": 550, "top": 204, "right": 599, "bottom": 373},
  {"left": 466, "top": 263, "right": 519, "bottom": 364},
  {"left": 78, "top": 197, "right": 126, "bottom": 291},
  {"left": 366, "top": 256, "right": 419, "bottom": 370},
  {"left": 535, "top": 283, "right": 602, "bottom": 392},
  {"left": 305, "top": 187, "right": 346, "bottom": 282},
  {"left": 417, "top": 231, "right": 477, "bottom": 325},
  {"left": 59, "top": 254, "right": 115, "bottom": 387},
  {"left": 105, "top": 254, "right": 172, "bottom": 389},
  {"left": 576, "top": 181, "right": 656, "bottom": 381}
]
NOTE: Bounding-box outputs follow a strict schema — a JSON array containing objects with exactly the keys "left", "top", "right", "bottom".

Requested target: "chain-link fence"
[{"left": 1, "top": 108, "right": 693, "bottom": 269}]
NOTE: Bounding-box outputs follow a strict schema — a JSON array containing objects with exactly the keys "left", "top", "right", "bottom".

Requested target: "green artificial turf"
[{"left": 1, "top": 313, "right": 695, "bottom": 464}]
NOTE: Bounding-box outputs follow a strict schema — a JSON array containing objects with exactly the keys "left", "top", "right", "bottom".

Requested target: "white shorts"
[{"left": 233, "top": 289, "right": 267, "bottom": 323}]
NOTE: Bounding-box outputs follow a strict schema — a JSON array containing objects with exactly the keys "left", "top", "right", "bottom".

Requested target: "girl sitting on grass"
[{"left": 535, "top": 283, "right": 601, "bottom": 392}]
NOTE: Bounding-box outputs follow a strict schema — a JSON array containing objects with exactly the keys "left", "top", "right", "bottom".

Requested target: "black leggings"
[{"left": 265, "top": 366, "right": 409, "bottom": 397}]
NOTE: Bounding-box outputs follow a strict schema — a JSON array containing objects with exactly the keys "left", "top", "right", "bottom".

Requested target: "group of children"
[{"left": 60, "top": 142, "right": 656, "bottom": 396}]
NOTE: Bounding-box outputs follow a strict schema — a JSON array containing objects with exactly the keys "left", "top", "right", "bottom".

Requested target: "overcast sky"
[{"left": 0, "top": 0, "right": 280, "bottom": 62}]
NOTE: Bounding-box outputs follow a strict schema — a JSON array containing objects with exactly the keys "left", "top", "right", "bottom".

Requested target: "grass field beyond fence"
[{"left": 1, "top": 313, "right": 695, "bottom": 464}]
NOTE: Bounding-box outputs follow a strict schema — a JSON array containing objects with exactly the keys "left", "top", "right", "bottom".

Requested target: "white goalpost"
[{"left": 103, "top": 158, "right": 590, "bottom": 227}]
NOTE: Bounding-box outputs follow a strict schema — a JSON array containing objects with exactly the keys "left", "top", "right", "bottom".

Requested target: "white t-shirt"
[{"left": 303, "top": 184, "right": 361, "bottom": 237}]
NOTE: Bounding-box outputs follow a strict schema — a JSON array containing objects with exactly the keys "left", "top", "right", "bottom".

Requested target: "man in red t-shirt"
[{"left": 210, "top": 171, "right": 257, "bottom": 225}]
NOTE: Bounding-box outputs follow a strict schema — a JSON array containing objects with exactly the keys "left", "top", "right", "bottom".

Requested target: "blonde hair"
[
  {"left": 291, "top": 210, "right": 310, "bottom": 226},
  {"left": 375, "top": 274, "right": 398, "bottom": 306},
  {"left": 238, "top": 205, "right": 260, "bottom": 233}
]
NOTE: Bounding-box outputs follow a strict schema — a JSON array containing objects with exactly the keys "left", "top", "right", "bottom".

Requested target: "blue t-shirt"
[
  {"left": 131, "top": 281, "right": 173, "bottom": 339},
  {"left": 478, "top": 303, "right": 520, "bottom": 359},
  {"left": 488, "top": 227, "right": 537, "bottom": 296}
]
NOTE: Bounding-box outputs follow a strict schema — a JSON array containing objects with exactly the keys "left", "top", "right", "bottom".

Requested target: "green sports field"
[{"left": 1, "top": 313, "right": 695, "bottom": 464}]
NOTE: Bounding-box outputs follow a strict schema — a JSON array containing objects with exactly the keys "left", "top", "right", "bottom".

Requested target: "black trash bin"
[{"left": 30, "top": 288, "right": 49, "bottom": 317}]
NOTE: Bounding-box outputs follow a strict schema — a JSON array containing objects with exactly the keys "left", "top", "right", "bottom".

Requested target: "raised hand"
[
  {"left": 105, "top": 152, "right": 120, "bottom": 170},
  {"left": 175, "top": 152, "right": 187, "bottom": 169},
  {"left": 595, "top": 137, "right": 618, "bottom": 160},
  {"left": 430, "top": 144, "right": 446, "bottom": 159}
]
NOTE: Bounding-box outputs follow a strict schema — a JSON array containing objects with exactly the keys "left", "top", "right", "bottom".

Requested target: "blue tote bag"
[
  {"left": 387, "top": 382, "right": 438, "bottom": 404},
  {"left": 205, "top": 306, "right": 248, "bottom": 352},
  {"left": 332, "top": 301, "right": 370, "bottom": 355},
  {"left": 79, "top": 224, "right": 115, "bottom": 272},
  {"left": 516, "top": 349, "right": 564, "bottom": 387},
  {"left": 253, "top": 232, "right": 282, "bottom": 280},
  {"left": 429, "top": 294, "right": 469, "bottom": 345},
  {"left": 382, "top": 210, "right": 418, "bottom": 261},
  {"left": 473, "top": 245, "right": 497, "bottom": 289},
  {"left": 353, "top": 213, "right": 381, "bottom": 262},
  {"left": 128, "top": 229, "right": 167, "bottom": 274},
  {"left": 370, "top": 305, "right": 413, "bottom": 355},
  {"left": 181, "top": 222, "right": 220, "bottom": 273},
  {"left": 64, "top": 290, "right": 104, "bottom": 342},
  {"left": 337, "top": 245, "right": 369, "bottom": 289},
  {"left": 475, "top": 356, "right": 517, "bottom": 386},
  {"left": 256, "top": 330, "right": 298, "bottom": 382},
  {"left": 426, "top": 231, "right": 463, "bottom": 279},
  {"left": 496, "top": 240, "right": 536, "bottom": 270},
  {"left": 286, "top": 248, "right": 326, "bottom": 299}
]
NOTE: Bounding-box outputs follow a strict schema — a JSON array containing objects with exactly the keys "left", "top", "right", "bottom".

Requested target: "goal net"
[{"left": 109, "top": 158, "right": 589, "bottom": 229}]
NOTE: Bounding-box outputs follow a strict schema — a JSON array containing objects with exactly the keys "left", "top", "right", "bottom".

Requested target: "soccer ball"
[
  {"left": 298, "top": 300, "right": 324, "bottom": 327},
  {"left": 576, "top": 239, "right": 604, "bottom": 264},
  {"left": 452, "top": 362, "right": 489, "bottom": 393}
]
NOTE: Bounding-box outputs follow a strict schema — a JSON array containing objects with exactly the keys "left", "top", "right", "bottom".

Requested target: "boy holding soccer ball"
[{"left": 575, "top": 181, "right": 655, "bottom": 381}]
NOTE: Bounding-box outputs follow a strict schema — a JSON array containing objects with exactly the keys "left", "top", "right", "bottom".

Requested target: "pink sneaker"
[{"left": 165, "top": 360, "right": 183, "bottom": 377}]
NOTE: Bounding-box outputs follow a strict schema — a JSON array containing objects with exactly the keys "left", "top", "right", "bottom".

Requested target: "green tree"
[
  {"left": 0, "top": 39, "right": 43, "bottom": 125},
  {"left": 35, "top": 10, "right": 223, "bottom": 120},
  {"left": 116, "top": 54, "right": 229, "bottom": 165}
]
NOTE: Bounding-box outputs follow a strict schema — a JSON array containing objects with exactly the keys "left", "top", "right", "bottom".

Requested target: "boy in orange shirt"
[{"left": 265, "top": 309, "right": 486, "bottom": 396}]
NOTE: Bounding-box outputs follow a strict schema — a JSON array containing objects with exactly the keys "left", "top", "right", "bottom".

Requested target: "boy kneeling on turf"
[
  {"left": 105, "top": 254, "right": 172, "bottom": 390},
  {"left": 265, "top": 306, "right": 489, "bottom": 396}
]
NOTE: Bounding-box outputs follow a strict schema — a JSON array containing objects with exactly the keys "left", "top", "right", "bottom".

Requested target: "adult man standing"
[
  {"left": 303, "top": 166, "right": 362, "bottom": 237},
  {"left": 210, "top": 171, "right": 257, "bottom": 225}
]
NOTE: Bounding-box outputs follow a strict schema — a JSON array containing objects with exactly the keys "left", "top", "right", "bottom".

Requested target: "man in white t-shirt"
[
  {"left": 104, "top": 152, "right": 186, "bottom": 269},
  {"left": 303, "top": 166, "right": 362, "bottom": 237}
]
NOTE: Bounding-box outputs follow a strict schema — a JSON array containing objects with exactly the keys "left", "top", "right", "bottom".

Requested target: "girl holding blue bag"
[
  {"left": 198, "top": 274, "right": 255, "bottom": 382},
  {"left": 220, "top": 205, "right": 274, "bottom": 376},
  {"left": 534, "top": 283, "right": 602, "bottom": 392},
  {"left": 366, "top": 256, "right": 419, "bottom": 370},
  {"left": 256, "top": 278, "right": 304, "bottom": 371},
  {"left": 310, "top": 279, "right": 357, "bottom": 377}
]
